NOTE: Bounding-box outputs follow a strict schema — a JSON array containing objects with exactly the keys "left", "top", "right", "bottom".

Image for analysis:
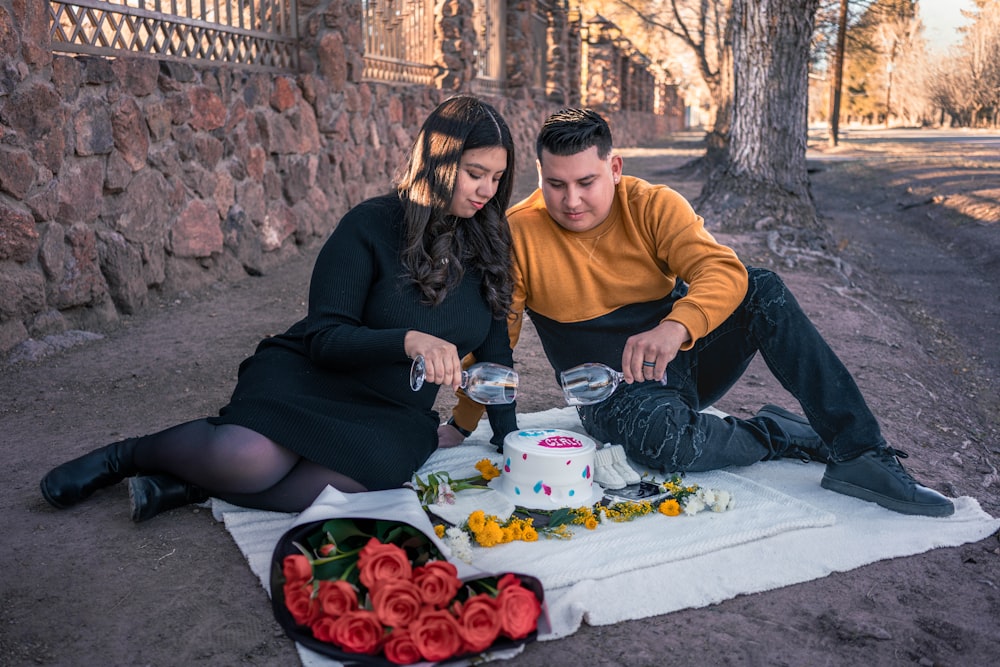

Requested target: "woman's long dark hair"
[{"left": 396, "top": 96, "right": 515, "bottom": 319}]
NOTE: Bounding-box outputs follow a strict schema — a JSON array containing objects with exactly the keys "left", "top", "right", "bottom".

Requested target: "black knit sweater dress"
[{"left": 208, "top": 195, "right": 518, "bottom": 490}]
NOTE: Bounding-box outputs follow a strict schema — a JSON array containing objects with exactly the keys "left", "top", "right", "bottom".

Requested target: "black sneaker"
[
  {"left": 756, "top": 404, "right": 832, "bottom": 464},
  {"left": 821, "top": 447, "right": 954, "bottom": 517}
]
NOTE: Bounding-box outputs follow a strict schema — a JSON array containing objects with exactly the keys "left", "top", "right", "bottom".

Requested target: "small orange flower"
[
  {"left": 659, "top": 499, "right": 681, "bottom": 516},
  {"left": 474, "top": 459, "right": 501, "bottom": 481}
]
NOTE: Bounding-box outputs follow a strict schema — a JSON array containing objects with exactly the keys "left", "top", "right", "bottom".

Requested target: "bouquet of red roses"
[{"left": 271, "top": 517, "right": 544, "bottom": 665}]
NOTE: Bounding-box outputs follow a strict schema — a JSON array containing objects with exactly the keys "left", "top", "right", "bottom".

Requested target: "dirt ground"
[{"left": 2, "top": 128, "right": 998, "bottom": 666}]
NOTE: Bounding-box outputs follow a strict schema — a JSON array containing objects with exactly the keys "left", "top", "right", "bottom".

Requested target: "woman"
[{"left": 40, "top": 96, "right": 518, "bottom": 520}]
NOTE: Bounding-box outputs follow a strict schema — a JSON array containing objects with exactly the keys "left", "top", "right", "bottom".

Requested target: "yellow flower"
[
  {"left": 434, "top": 524, "right": 446, "bottom": 537},
  {"left": 584, "top": 516, "right": 598, "bottom": 530},
  {"left": 658, "top": 499, "right": 681, "bottom": 516},
  {"left": 474, "top": 520, "right": 504, "bottom": 547},
  {"left": 507, "top": 521, "right": 524, "bottom": 540},
  {"left": 467, "top": 509, "right": 486, "bottom": 533},
  {"left": 474, "top": 458, "right": 501, "bottom": 481},
  {"left": 571, "top": 507, "right": 596, "bottom": 526},
  {"left": 522, "top": 526, "right": 539, "bottom": 541}
]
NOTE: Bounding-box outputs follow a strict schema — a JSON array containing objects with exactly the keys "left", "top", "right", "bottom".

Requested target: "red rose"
[
  {"left": 496, "top": 579, "right": 541, "bottom": 640},
  {"left": 409, "top": 608, "right": 463, "bottom": 662},
  {"left": 283, "top": 581, "right": 319, "bottom": 626},
  {"left": 371, "top": 578, "right": 423, "bottom": 628},
  {"left": 318, "top": 543, "right": 336, "bottom": 557},
  {"left": 357, "top": 538, "right": 413, "bottom": 590},
  {"left": 310, "top": 615, "right": 338, "bottom": 643},
  {"left": 412, "top": 560, "right": 461, "bottom": 608},
  {"left": 282, "top": 554, "right": 312, "bottom": 585},
  {"left": 316, "top": 579, "right": 358, "bottom": 618},
  {"left": 456, "top": 593, "right": 502, "bottom": 653},
  {"left": 496, "top": 573, "right": 521, "bottom": 591},
  {"left": 331, "top": 609, "right": 384, "bottom": 655},
  {"left": 383, "top": 627, "right": 422, "bottom": 665}
]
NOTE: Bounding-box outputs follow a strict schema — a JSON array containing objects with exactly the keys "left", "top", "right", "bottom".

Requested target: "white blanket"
[{"left": 213, "top": 408, "right": 999, "bottom": 666}]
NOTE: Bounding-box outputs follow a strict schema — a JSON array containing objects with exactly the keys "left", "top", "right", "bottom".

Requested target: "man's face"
[{"left": 537, "top": 146, "right": 623, "bottom": 232}]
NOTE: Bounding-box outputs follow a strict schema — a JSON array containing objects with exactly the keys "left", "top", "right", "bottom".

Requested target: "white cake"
[{"left": 494, "top": 428, "right": 600, "bottom": 509}]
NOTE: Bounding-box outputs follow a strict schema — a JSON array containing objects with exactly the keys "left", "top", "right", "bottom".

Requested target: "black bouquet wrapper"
[{"left": 270, "top": 519, "right": 545, "bottom": 666}]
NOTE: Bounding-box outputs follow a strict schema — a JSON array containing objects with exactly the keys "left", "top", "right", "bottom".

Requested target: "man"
[{"left": 440, "top": 108, "right": 953, "bottom": 517}]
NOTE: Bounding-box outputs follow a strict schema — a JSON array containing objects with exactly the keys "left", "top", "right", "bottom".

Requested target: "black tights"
[{"left": 131, "top": 420, "right": 366, "bottom": 512}]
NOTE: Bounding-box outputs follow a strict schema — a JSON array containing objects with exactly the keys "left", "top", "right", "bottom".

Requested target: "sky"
[{"left": 920, "top": 0, "right": 975, "bottom": 53}]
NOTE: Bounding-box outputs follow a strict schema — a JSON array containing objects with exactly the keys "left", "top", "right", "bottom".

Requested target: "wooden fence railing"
[{"left": 49, "top": 0, "right": 298, "bottom": 71}]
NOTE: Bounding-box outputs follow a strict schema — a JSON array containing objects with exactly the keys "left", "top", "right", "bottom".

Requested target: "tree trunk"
[
  {"left": 696, "top": 0, "right": 821, "bottom": 233},
  {"left": 704, "top": 10, "right": 735, "bottom": 172},
  {"left": 828, "top": 0, "right": 849, "bottom": 146}
]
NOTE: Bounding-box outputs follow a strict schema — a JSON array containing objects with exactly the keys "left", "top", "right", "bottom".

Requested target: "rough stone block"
[
  {"left": 97, "top": 229, "right": 147, "bottom": 314},
  {"left": 56, "top": 158, "right": 104, "bottom": 224},
  {"left": 112, "top": 97, "right": 150, "bottom": 171},
  {"left": 169, "top": 199, "right": 223, "bottom": 258},
  {"left": 0, "top": 317, "right": 28, "bottom": 355},
  {"left": 0, "top": 200, "right": 37, "bottom": 263},
  {"left": 188, "top": 86, "right": 226, "bottom": 131},
  {"left": 73, "top": 96, "right": 114, "bottom": 156},
  {"left": 0, "top": 264, "right": 44, "bottom": 319},
  {"left": 0, "top": 146, "right": 34, "bottom": 199},
  {"left": 260, "top": 201, "right": 297, "bottom": 252},
  {"left": 47, "top": 223, "right": 108, "bottom": 309}
]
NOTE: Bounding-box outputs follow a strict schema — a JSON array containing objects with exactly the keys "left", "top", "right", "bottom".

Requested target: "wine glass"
[
  {"left": 560, "top": 362, "right": 667, "bottom": 406},
  {"left": 409, "top": 355, "right": 518, "bottom": 405}
]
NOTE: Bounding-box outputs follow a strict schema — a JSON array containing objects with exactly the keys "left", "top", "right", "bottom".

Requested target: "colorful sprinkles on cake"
[{"left": 496, "top": 428, "right": 599, "bottom": 508}]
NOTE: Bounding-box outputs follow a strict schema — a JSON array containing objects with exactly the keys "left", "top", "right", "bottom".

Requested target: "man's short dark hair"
[{"left": 536, "top": 108, "right": 614, "bottom": 162}]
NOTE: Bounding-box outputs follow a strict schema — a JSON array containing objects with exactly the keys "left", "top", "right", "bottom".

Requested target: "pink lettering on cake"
[{"left": 537, "top": 435, "right": 583, "bottom": 449}]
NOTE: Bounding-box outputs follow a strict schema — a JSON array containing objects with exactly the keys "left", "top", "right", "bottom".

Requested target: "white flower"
[
  {"left": 435, "top": 480, "right": 456, "bottom": 505},
  {"left": 697, "top": 488, "right": 716, "bottom": 506},
  {"left": 683, "top": 496, "right": 706, "bottom": 515},
  {"left": 710, "top": 490, "right": 732, "bottom": 512},
  {"left": 444, "top": 527, "right": 474, "bottom": 563}
]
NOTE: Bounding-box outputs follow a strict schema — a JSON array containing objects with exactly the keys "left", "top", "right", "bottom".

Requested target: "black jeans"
[{"left": 578, "top": 267, "right": 883, "bottom": 472}]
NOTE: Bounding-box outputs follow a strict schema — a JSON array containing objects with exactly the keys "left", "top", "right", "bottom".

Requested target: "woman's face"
[{"left": 446, "top": 146, "right": 508, "bottom": 218}]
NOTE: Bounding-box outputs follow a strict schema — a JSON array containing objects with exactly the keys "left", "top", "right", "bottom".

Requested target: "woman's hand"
[{"left": 404, "top": 331, "right": 463, "bottom": 390}]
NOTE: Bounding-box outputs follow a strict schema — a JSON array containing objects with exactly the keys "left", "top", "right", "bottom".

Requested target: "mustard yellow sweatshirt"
[{"left": 452, "top": 175, "right": 748, "bottom": 431}]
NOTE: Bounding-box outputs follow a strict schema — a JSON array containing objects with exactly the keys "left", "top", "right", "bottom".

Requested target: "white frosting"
[{"left": 496, "top": 428, "right": 599, "bottom": 509}]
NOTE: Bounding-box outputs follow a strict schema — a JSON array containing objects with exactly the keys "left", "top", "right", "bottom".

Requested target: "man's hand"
[
  {"left": 437, "top": 423, "right": 467, "bottom": 448},
  {"left": 622, "top": 320, "right": 690, "bottom": 383}
]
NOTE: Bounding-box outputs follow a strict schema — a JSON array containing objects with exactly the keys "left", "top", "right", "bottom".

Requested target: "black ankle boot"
[
  {"left": 129, "top": 474, "right": 209, "bottom": 523},
  {"left": 40, "top": 438, "right": 142, "bottom": 509},
  {"left": 756, "top": 404, "right": 833, "bottom": 463}
]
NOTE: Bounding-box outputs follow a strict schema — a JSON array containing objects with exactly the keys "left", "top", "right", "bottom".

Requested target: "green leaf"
[
  {"left": 319, "top": 518, "right": 373, "bottom": 553},
  {"left": 544, "top": 508, "right": 575, "bottom": 528},
  {"left": 312, "top": 558, "right": 351, "bottom": 582}
]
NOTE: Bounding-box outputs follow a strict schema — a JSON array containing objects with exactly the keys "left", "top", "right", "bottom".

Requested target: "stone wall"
[{"left": 0, "top": 0, "right": 675, "bottom": 360}]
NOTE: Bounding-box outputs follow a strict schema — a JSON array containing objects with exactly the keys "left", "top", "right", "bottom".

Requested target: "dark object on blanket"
[
  {"left": 269, "top": 518, "right": 546, "bottom": 666},
  {"left": 603, "top": 480, "right": 674, "bottom": 505}
]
